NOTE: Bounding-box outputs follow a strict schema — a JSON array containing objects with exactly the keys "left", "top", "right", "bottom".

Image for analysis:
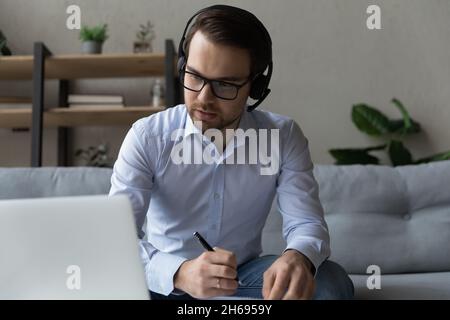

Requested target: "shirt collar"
[
  {"left": 184, "top": 109, "right": 202, "bottom": 138},
  {"left": 183, "top": 105, "right": 254, "bottom": 138}
]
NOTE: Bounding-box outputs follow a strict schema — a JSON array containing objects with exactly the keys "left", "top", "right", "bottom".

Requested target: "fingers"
[
  {"left": 204, "top": 247, "right": 237, "bottom": 269},
  {"left": 267, "top": 273, "right": 290, "bottom": 300},
  {"left": 208, "top": 287, "right": 237, "bottom": 297},
  {"left": 283, "top": 273, "right": 305, "bottom": 300},
  {"left": 209, "top": 277, "right": 239, "bottom": 291},
  {"left": 268, "top": 270, "right": 315, "bottom": 300},
  {"left": 262, "top": 271, "right": 275, "bottom": 299},
  {"left": 209, "top": 264, "right": 238, "bottom": 280},
  {"left": 302, "top": 278, "right": 316, "bottom": 299}
]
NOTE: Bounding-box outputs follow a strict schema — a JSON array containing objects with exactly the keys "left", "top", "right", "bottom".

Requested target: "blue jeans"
[{"left": 150, "top": 255, "right": 354, "bottom": 300}]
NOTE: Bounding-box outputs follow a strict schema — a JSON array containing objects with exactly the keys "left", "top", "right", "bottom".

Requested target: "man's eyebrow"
[{"left": 185, "top": 66, "right": 247, "bottom": 82}]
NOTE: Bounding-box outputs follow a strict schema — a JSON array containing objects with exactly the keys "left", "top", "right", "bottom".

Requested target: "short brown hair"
[{"left": 183, "top": 8, "right": 271, "bottom": 77}]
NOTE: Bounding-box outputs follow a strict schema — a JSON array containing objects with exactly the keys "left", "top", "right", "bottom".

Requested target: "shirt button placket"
[{"left": 208, "top": 164, "right": 224, "bottom": 244}]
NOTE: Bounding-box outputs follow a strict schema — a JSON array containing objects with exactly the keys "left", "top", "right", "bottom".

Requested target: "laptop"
[{"left": 0, "top": 195, "right": 150, "bottom": 300}]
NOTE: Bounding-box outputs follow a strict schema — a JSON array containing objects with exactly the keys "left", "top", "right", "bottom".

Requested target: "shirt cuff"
[
  {"left": 284, "top": 244, "right": 326, "bottom": 278},
  {"left": 146, "top": 251, "right": 188, "bottom": 296}
]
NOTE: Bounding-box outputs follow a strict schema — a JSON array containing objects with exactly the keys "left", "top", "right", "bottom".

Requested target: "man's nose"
[{"left": 197, "top": 82, "right": 215, "bottom": 102}]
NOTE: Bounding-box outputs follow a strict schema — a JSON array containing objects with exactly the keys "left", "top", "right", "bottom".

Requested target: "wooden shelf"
[
  {"left": 0, "top": 53, "right": 168, "bottom": 80},
  {"left": 0, "top": 106, "right": 165, "bottom": 127},
  {"left": 0, "top": 40, "right": 180, "bottom": 166},
  {"left": 0, "top": 56, "right": 33, "bottom": 80}
]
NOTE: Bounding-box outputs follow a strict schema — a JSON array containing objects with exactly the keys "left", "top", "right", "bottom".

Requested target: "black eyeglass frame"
[{"left": 180, "top": 69, "right": 252, "bottom": 100}]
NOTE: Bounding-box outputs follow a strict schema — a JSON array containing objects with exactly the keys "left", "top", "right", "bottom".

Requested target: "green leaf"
[
  {"left": 388, "top": 119, "right": 421, "bottom": 134},
  {"left": 414, "top": 150, "right": 450, "bottom": 164},
  {"left": 352, "top": 104, "right": 391, "bottom": 136},
  {"left": 388, "top": 140, "right": 413, "bottom": 166},
  {"left": 329, "top": 145, "right": 385, "bottom": 165},
  {"left": 391, "top": 98, "right": 411, "bottom": 133},
  {"left": 389, "top": 98, "right": 421, "bottom": 134},
  {"left": 0, "top": 31, "right": 12, "bottom": 55}
]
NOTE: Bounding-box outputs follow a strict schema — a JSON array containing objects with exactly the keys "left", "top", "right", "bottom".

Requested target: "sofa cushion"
[
  {"left": 262, "top": 161, "right": 450, "bottom": 275},
  {"left": 0, "top": 167, "right": 113, "bottom": 199},
  {"left": 350, "top": 272, "right": 450, "bottom": 300},
  {"left": 314, "top": 161, "right": 450, "bottom": 274}
]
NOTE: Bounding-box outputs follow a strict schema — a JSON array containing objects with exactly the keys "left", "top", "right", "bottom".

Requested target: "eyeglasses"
[{"left": 180, "top": 70, "right": 250, "bottom": 100}]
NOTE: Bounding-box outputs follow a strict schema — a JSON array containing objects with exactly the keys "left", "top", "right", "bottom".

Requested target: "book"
[
  {"left": 68, "top": 94, "right": 124, "bottom": 104},
  {"left": 0, "top": 103, "right": 31, "bottom": 109},
  {"left": 0, "top": 97, "right": 32, "bottom": 109},
  {"left": 68, "top": 104, "right": 124, "bottom": 109},
  {"left": 0, "top": 96, "right": 32, "bottom": 104}
]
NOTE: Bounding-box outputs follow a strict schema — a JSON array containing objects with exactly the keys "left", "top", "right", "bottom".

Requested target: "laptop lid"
[{"left": 0, "top": 195, "right": 149, "bottom": 300}]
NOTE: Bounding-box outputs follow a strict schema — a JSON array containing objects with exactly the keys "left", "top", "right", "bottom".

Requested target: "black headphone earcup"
[
  {"left": 177, "top": 56, "right": 186, "bottom": 75},
  {"left": 250, "top": 75, "right": 268, "bottom": 100}
]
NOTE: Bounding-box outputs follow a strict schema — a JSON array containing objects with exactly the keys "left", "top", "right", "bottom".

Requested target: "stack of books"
[
  {"left": 0, "top": 97, "right": 32, "bottom": 109},
  {"left": 68, "top": 95, "right": 125, "bottom": 109}
]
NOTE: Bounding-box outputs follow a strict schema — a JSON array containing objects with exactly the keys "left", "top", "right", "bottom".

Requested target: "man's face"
[{"left": 184, "top": 31, "right": 252, "bottom": 132}]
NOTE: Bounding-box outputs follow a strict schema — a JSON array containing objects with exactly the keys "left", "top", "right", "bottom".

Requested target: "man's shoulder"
[
  {"left": 250, "top": 108, "right": 298, "bottom": 131},
  {"left": 132, "top": 104, "right": 187, "bottom": 139}
]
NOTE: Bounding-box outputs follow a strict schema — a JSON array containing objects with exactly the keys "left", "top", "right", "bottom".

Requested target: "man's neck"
[{"left": 203, "top": 114, "right": 242, "bottom": 153}]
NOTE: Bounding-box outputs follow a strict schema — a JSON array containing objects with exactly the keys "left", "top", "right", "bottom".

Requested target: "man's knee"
[{"left": 313, "top": 260, "right": 354, "bottom": 300}]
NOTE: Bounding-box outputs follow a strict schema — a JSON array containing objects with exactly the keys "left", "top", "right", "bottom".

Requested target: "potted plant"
[
  {"left": 133, "top": 20, "right": 155, "bottom": 53},
  {"left": 79, "top": 24, "right": 109, "bottom": 54},
  {"left": 329, "top": 98, "right": 450, "bottom": 166},
  {"left": 0, "top": 30, "right": 12, "bottom": 55},
  {"left": 75, "top": 143, "right": 111, "bottom": 167}
]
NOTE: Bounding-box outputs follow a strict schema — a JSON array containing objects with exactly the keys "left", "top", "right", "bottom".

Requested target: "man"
[{"left": 110, "top": 5, "right": 353, "bottom": 300}]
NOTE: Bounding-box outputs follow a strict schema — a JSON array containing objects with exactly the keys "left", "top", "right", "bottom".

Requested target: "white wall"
[{"left": 1, "top": 0, "right": 449, "bottom": 166}]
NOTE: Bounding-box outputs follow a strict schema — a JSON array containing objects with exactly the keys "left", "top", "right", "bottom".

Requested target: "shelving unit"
[
  {"left": 0, "top": 106, "right": 165, "bottom": 127},
  {"left": 0, "top": 40, "right": 181, "bottom": 166}
]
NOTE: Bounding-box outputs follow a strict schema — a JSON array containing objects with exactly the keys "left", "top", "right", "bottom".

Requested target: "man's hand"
[
  {"left": 262, "top": 250, "right": 315, "bottom": 300},
  {"left": 174, "top": 247, "right": 239, "bottom": 298}
]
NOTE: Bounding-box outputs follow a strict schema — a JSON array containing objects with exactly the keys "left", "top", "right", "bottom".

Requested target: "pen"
[
  {"left": 193, "top": 231, "right": 214, "bottom": 251},
  {"left": 193, "top": 231, "right": 243, "bottom": 286}
]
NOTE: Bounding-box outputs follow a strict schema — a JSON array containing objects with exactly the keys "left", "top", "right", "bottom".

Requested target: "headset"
[{"left": 177, "top": 5, "right": 273, "bottom": 112}]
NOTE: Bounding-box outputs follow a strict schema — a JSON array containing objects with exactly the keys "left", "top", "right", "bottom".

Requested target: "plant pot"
[
  {"left": 133, "top": 41, "right": 153, "bottom": 53},
  {"left": 82, "top": 41, "right": 103, "bottom": 54}
]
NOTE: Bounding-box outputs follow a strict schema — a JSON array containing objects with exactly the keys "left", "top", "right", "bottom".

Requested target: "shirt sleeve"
[
  {"left": 276, "top": 120, "right": 331, "bottom": 275},
  {"left": 109, "top": 121, "right": 188, "bottom": 295}
]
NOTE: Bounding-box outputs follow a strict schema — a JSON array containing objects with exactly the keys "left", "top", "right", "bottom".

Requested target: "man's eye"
[
  {"left": 188, "top": 73, "right": 202, "bottom": 81},
  {"left": 217, "top": 81, "right": 235, "bottom": 89}
]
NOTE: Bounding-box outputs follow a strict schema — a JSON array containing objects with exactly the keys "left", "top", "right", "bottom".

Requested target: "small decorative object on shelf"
[
  {"left": 151, "top": 79, "right": 164, "bottom": 107},
  {"left": 75, "top": 143, "right": 112, "bottom": 167},
  {"left": 79, "top": 24, "right": 109, "bottom": 54},
  {"left": 133, "top": 20, "right": 155, "bottom": 53},
  {"left": 0, "top": 30, "right": 12, "bottom": 56}
]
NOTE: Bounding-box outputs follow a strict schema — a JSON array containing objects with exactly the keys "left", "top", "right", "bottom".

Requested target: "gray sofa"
[{"left": 1, "top": 161, "right": 450, "bottom": 299}]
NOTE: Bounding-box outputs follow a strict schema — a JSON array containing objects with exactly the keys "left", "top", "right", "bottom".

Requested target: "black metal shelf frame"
[{"left": 30, "top": 40, "right": 181, "bottom": 167}]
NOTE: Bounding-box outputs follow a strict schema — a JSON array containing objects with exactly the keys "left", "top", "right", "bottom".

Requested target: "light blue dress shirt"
[{"left": 109, "top": 104, "right": 330, "bottom": 295}]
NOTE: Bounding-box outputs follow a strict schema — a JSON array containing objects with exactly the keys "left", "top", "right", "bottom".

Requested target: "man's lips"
[{"left": 194, "top": 109, "right": 217, "bottom": 121}]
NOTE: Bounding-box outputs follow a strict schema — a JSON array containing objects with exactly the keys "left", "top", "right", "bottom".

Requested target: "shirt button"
[
  {"left": 214, "top": 193, "right": 220, "bottom": 200},
  {"left": 403, "top": 214, "right": 412, "bottom": 221}
]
